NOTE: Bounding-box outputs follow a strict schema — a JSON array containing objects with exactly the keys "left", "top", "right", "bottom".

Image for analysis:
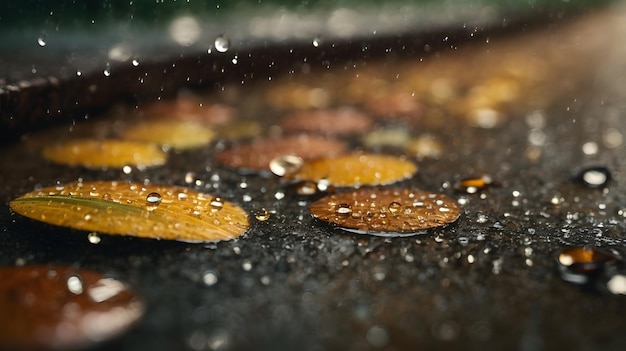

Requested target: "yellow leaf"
[
  {"left": 121, "top": 121, "right": 216, "bottom": 150},
  {"left": 42, "top": 139, "right": 167, "bottom": 169},
  {"left": 10, "top": 181, "right": 249, "bottom": 242},
  {"left": 293, "top": 153, "right": 417, "bottom": 187}
]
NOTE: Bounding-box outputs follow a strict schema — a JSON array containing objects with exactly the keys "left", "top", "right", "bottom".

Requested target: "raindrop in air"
[
  {"left": 37, "top": 37, "right": 47, "bottom": 47},
  {"left": 145, "top": 192, "right": 162, "bottom": 211},
  {"left": 312, "top": 36, "right": 321, "bottom": 47},
  {"left": 214, "top": 35, "right": 230, "bottom": 53},
  {"left": 269, "top": 155, "right": 303, "bottom": 177}
]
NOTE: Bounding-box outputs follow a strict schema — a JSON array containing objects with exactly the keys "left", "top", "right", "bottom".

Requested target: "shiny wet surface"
[{"left": 2, "top": 4, "right": 626, "bottom": 351}]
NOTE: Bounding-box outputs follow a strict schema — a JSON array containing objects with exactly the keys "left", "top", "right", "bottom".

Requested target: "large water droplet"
[
  {"left": 269, "top": 155, "right": 303, "bottom": 177},
  {"left": 557, "top": 246, "right": 621, "bottom": 285},
  {"left": 388, "top": 202, "right": 401, "bottom": 214},
  {"left": 336, "top": 203, "right": 352, "bottom": 216},
  {"left": 145, "top": 192, "right": 162, "bottom": 211},
  {"left": 214, "top": 35, "right": 230, "bottom": 53},
  {"left": 576, "top": 166, "right": 610, "bottom": 188},
  {"left": 209, "top": 197, "right": 224, "bottom": 211}
]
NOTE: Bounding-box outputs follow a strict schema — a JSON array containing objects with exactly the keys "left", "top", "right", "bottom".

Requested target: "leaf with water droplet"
[
  {"left": 10, "top": 181, "right": 248, "bottom": 242},
  {"left": 310, "top": 188, "right": 460, "bottom": 237}
]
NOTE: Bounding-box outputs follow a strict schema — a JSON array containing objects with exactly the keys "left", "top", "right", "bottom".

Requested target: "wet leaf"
[
  {"left": 0, "top": 265, "right": 144, "bottom": 351},
  {"left": 10, "top": 181, "right": 249, "bottom": 242},
  {"left": 216, "top": 135, "right": 347, "bottom": 173},
  {"left": 280, "top": 107, "right": 373, "bottom": 136},
  {"left": 310, "top": 188, "right": 461, "bottom": 236},
  {"left": 293, "top": 153, "right": 417, "bottom": 187},
  {"left": 42, "top": 139, "right": 167, "bottom": 169},
  {"left": 121, "top": 121, "right": 216, "bottom": 150}
]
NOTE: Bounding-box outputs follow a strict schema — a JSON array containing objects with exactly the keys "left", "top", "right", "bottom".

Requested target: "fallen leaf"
[{"left": 10, "top": 181, "right": 249, "bottom": 242}]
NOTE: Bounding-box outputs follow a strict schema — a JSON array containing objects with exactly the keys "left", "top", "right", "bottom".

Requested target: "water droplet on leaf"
[{"left": 145, "top": 192, "right": 162, "bottom": 211}]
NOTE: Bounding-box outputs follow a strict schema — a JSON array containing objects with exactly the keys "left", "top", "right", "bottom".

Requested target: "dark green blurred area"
[{"left": 0, "top": 0, "right": 607, "bottom": 30}]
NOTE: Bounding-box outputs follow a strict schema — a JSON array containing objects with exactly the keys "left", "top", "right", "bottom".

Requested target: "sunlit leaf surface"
[
  {"left": 310, "top": 188, "right": 460, "bottom": 236},
  {"left": 10, "top": 181, "right": 249, "bottom": 242},
  {"left": 42, "top": 139, "right": 167, "bottom": 169},
  {"left": 121, "top": 121, "right": 216, "bottom": 150},
  {"left": 293, "top": 153, "right": 417, "bottom": 187}
]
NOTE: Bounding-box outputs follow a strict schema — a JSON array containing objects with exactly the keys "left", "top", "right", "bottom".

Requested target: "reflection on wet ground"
[{"left": 2, "top": 3, "right": 626, "bottom": 350}]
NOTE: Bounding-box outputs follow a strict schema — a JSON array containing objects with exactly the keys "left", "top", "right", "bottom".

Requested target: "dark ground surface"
[{"left": 2, "top": 3, "right": 626, "bottom": 351}]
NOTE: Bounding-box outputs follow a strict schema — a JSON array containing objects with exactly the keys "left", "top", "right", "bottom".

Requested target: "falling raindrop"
[
  {"left": 37, "top": 36, "right": 47, "bottom": 47},
  {"left": 214, "top": 35, "right": 230, "bottom": 53},
  {"left": 145, "top": 192, "right": 162, "bottom": 211},
  {"left": 312, "top": 36, "right": 321, "bottom": 47}
]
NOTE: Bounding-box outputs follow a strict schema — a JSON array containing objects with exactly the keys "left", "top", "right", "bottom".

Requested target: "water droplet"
[
  {"left": 184, "top": 172, "right": 195, "bottom": 184},
  {"left": 269, "top": 155, "right": 303, "bottom": 177},
  {"left": 607, "top": 274, "right": 626, "bottom": 295},
  {"left": 66, "top": 275, "right": 83, "bottom": 295},
  {"left": 145, "top": 192, "right": 162, "bottom": 211},
  {"left": 87, "top": 232, "right": 101, "bottom": 244},
  {"left": 255, "top": 208, "right": 270, "bottom": 221},
  {"left": 37, "top": 37, "right": 46, "bottom": 47},
  {"left": 366, "top": 326, "right": 389, "bottom": 348},
  {"left": 312, "top": 36, "right": 321, "bottom": 47},
  {"left": 296, "top": 181, "right": 318, "bottom": 195},
  {"left": 576, "top": 166, "right": 610, "bottom": 188},
  {"left": 202, "top": 271, "right": 218, "bottom": 286},
  {"left": 336, "top": 203, "right": 353, "bottom": 216},
  {"left": 209, "top": 197, "right": 224, "bottom": 211},
  {"left": 557, "top": 246, "right": 620, "bottom": 285},
  {"left": 242, "top": 260, "right": 253, "bottom": 271},
  {"left": 214, "top": 35, "right": 230, "bottom": 53},
  {"left": 388, "top": 201, "right": 401, "bottom": 214}
]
